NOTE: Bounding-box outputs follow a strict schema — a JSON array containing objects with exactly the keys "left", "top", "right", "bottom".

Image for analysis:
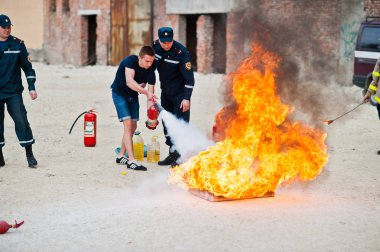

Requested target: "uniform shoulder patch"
[
  {"left": 12, "top": 36, "right": 24, "bottom": 43},
  {"left": 185, "top": 62, "right": 191, "bottom": 70}
]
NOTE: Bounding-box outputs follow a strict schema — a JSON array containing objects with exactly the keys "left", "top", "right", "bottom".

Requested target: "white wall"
[{"left": 0, "top": 0, "right": 43, "bottom": 49}]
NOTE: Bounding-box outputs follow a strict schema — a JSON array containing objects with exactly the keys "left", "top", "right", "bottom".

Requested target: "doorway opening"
[
  {"left": 87, "top": 15, "right": 97, "bottom": 65},
  {"left": 211, "top": 13, "right": 226, "bottom": 73},
  {"left": 186, "top": 14, "right": 199, "bottom": 71}
]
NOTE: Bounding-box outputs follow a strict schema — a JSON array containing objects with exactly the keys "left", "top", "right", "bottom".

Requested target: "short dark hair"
[{"left": 139, "top": 46, "right": 155, "bottom": 57}]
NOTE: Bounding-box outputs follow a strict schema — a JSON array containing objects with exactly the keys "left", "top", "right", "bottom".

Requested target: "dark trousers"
[
  {"left": 377, "top": 103, "right": 380, "bottom": 120},
  {"left": 0, "top": 94, "right": 35, "bottom": 148},
  {"left": 161, "top": 92, "right": 190, "bottom": 149}
]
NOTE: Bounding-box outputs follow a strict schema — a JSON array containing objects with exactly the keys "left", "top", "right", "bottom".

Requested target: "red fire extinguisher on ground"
[{"left": 69, "top": 109, "right": 97, "bottom": 147}]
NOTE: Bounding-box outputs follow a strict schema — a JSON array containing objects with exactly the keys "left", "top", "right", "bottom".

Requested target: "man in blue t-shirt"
[{"left": 111, "top": 46, "right": 157, "bottom": 171}]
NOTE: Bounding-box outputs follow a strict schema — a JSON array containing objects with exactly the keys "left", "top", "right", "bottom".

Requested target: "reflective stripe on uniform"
[
  {"left": 373, "top": 71, "right": 380, "bottom": 77},
  {"left": 155, "top": 54, "right": 162, "bottom": 59},
  {"left": 0, "top": 141, "right": 4, "bottom": 145},
  {"left": 164, "top": 59, "right": 179, "bottom": 64},
  {"left": 4, "top": 50, "right": 20, "bottom": 54},
  {"left": 374, "top": 95, "right": 380, "bottom": 103},
  {"left": 185, "top": 85, "right": 193, "bottom": 89},
  {"left": 369, "top": 84, "right": 378, "bottom": 91},
  {"left": 27, "top": 76, "right": 36, "bottom": 79},
  {"left": 19, "top": 139, "right": 34, "bottom": 144}
]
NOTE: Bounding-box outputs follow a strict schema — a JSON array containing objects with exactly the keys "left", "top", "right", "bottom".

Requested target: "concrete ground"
[{"left": 0, "top": 62, "right": 379, "bottom": 252}]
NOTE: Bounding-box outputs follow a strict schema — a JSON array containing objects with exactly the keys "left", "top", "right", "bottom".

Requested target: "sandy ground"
[{"left": 0, "top": 62, "right": 379, "bottom": 252}]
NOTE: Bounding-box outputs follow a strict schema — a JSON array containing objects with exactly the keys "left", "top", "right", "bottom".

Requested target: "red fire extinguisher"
[
  {"left": 69, "top": 109, "right": 97, "bottom": 147},
  {"left": 145, "top": 104, "right": 159, "bottom": 130},
  {"left": 145, "top": 99, "right": 162, "bottom": 130}
]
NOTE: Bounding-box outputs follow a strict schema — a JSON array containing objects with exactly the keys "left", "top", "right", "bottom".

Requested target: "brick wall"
[
  {"left": 43, "top": 0, "right": 110, "bottom": 65},
  {"left": 225, "top": 0, "right": 341, "bottom": 76}
]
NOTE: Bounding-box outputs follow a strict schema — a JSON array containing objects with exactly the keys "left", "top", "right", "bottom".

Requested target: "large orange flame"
[{"left": 170, "top": 43, "right": 328, "bottom": 199}]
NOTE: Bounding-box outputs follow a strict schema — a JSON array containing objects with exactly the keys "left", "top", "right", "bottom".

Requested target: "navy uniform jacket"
[
  {"left": 153, "top": 40, "right": 195, "bottom": 100},
  {"left": 0, "top": 35, "right": 36, "bottom": 100},
  {"left": 111, "top": 55, "right": 156, "bottom": 98}
]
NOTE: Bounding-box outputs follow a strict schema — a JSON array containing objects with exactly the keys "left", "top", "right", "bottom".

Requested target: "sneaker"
[
  {"left": 26, "top": 153, "right": 38, "bottom": 168},
  {"left": 127, "top": 160, "right": 147, "bottom": 171},
  {"left": 158, "top": 151, "right": 180, "bottom": 166},
  {"left": 116, "top": 157, "right": 129, "bottom": 164}
]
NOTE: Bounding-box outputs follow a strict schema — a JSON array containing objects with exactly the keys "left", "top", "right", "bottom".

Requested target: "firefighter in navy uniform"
[
  {"left": 153, "top": 27, "right": 195, "bottom": 166},
  {"left": 0, "top": 14, "right": 38, "bottom": 168}
]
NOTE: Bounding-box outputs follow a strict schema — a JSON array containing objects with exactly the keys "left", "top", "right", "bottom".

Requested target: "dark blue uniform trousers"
[
  {"left": 0, "top": 94, "right": 35, "bottom": 148},
  {"left": 161, "top": 92, "right": 190, "bottom": 149}
]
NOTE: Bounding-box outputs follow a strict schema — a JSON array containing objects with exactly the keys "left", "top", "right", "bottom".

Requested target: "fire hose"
[
  {"left": 324, "top": 101, "right": 365, "bottom": 125},
  {"left": 69, "top": 109, "right": 96, "bottom": 134}
]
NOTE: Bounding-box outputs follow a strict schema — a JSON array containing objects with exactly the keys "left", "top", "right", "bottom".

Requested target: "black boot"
[
  {"left": 377, "top": 150, "right": 380, "bottom": 155},
  {"left": 158, "top": 150, "right": 180, "bottom": 166},
  {"left": 0, "top": 148, "right": 5, "bottom": 167},
  {"left": 25, "top": 145, "right": 38, "bottom": 168}
]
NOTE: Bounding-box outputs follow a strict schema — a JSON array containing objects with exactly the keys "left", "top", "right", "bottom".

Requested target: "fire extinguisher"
[
  {"left": 69, "top": 109, "right": 97, "bottom": 147},
  {"left": 145, "top": 104, "right": 159, "bottom": 130},
  {"left": 145, "top": 98, "right": 162, "bottom": 130}
]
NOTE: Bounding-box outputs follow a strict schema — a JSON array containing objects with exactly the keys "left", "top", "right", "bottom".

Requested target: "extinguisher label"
[{"left": 84, "top": 122, "right": 95, "bottom": 137}]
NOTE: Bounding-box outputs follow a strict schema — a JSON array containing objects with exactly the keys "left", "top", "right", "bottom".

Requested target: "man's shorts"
[{"left": 112, "top": 91, "right": 139, "bottom": 122}]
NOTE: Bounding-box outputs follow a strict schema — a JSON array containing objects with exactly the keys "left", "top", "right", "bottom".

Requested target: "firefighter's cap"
[
  {"left": 158, "top": 27, "right": 173, "bottom": 42},
  {"left": 0, "top": 14, "right": 12, "bottom": 28}
]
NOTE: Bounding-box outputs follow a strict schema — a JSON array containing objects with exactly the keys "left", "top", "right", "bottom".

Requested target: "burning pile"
[{"left": 170, "top": 43, "right": 328, "bottom": 199}]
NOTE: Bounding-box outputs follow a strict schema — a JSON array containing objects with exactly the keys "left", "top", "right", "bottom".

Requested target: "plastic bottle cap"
[{"left": 134, "top": 131, "right": 141, "bottom": 135}]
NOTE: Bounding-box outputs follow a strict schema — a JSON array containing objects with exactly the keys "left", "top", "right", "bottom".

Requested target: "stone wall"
[{"left": 364, "top": 0, "right": 380, "bottom": 16}]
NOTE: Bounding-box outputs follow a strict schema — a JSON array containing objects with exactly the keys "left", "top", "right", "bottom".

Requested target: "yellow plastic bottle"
[
  {"left": 133, "top": 131, "right": 144, "bottom": 161},
  {"left": 147, "top": 136, "right": 160, "bottom": 162}
]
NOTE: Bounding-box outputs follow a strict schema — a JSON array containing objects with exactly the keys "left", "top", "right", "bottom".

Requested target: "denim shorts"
[{"left": 112, "top": 91, "right": 139, "bottom": 121}]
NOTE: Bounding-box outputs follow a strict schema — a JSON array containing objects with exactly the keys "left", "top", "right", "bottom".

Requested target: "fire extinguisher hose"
[{"left": 69, "top": 109, "right": 96, "bottom": 134}]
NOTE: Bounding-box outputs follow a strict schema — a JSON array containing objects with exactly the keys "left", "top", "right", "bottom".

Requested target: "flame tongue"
[{"left": 170, "top": 43, "right": 328, "bottom": 199}]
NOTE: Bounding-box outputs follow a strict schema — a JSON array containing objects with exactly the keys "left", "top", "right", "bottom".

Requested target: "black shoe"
[
  {"left": 158, "top": 151, "right": 180, "bottom": 166},
  {"left": 116, "top": 157, "right": 129, "bottom": 164},
  {"left": 26, "top": 153, "right": 38, "bottom": 168},
  {"left": 127, "top": 160, "right": 147, "bottom": 171},
  {"left": 25, "top": 145, "right": 37, "bottom": 168},
  {"left": 0, "top": 149, "right": 4, "bottom": 167}
]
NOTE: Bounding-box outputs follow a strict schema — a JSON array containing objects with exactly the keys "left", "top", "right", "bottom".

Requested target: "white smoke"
[{"left": 160, "top": 110, "right": 215, "bottom": 163}]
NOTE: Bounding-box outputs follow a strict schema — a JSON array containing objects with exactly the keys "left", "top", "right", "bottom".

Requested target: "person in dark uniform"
[
  {"left": 111, "top": 46, "right": 157, "bottom": 171},
  {"left": 0, "top": 14, "right": 38, "bottom": 168},
  {"left": 152, "top": 27, "right": 195, "bottom": 166},
  {"left": 363, "top": 57, "right": 380, "bottom": 154}
]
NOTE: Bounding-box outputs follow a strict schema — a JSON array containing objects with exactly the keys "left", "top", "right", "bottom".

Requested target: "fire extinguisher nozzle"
[{"left": 154, "top": 103, "right": 164, "bottom": 112}]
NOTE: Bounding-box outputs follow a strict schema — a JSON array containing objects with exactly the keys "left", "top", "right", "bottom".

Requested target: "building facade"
[{"left": 42, "top": 0, "right": 369, "bottom": 85}]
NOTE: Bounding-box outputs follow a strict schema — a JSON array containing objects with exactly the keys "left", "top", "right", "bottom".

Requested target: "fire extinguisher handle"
[{"left": 150, "top": 97, "right": 157, "bottom": 103}]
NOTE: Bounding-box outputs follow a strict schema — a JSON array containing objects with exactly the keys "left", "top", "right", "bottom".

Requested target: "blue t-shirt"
[{"left": 111, "top": 55, "right": 156, "bottom": 98}]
